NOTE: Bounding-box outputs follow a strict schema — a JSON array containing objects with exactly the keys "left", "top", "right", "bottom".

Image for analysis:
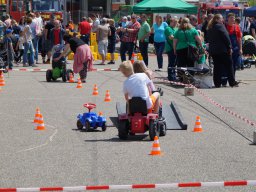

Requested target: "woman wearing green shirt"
[
  {"left": 173, "top": 18, "right": 203, "bottom": 68},
  {"left": 165, "top": 18, "right": 178, "bottom": 81}
]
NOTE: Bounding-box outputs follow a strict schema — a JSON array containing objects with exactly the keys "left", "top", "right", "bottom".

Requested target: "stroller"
[
  {"left": 242, "top": 35, "right": 256, "bottom": 68},
  {"left": 0, "top": 39, "right": 8, "bottom": 73},
  {"left": 176, "top": 66, "right": 213, "bottom": 88}
]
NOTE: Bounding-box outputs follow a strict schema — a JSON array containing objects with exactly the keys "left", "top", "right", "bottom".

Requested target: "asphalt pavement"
[{"left": 0, "top": 56, "right": 256, "bottom": 192}]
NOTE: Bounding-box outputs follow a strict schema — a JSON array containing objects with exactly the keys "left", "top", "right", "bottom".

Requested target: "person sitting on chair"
[{"left": 119, "top": 61, "right": 160, "bottom": 113}]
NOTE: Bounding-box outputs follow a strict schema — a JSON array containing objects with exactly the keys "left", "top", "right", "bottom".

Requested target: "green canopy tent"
[{"left": 133, "top": 0, "right": 198, "bottom": 14}]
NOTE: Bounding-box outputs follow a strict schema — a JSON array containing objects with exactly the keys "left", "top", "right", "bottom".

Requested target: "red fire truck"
[
  {"left": 5, "top": 0, "right": 64, "bottom": 22},
  {"left": 198, "top": 1, "right": 243, "bottom": 23}
]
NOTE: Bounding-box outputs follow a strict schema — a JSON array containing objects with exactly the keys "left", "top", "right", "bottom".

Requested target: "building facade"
[{"left": 66, "top": 0, "right": 112, "bottom": 22}]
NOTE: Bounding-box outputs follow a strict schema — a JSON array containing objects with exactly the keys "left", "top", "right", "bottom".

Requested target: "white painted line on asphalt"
[{"left": 16, "top": 129, "right": 58, "bottom": 154}]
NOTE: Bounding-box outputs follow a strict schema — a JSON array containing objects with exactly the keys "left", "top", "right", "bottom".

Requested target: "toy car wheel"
[
  {"left": 46, "top": 69, "right": 52, "bottom": 82},
  {"left": 62, "top": 69, "right": 67, "bottom": 82},
  {"left": 77, "top": 120, "right": 83, "bottom": 130},
  {"left": 149, "top": 119, "right": 159, "bottom": 141},
  {"left": 66, "top": 69, "right": 74, "bottom": 81},
  {"left": 159, "top": 121, "right": 167, "bottom": 136},
  {"left": 102, "top": 123, "right": 107, "bottom": 132},
  {"left": 118, "top": 120, "right": 129, "bottom": 140},
  {"left": 85, "top": 120, "right": 90, "bottom": 132}
]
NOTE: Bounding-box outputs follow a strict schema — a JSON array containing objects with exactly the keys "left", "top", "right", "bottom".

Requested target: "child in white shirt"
[{"left": 119, "top": 61, "right": 160, "bottom": 113}]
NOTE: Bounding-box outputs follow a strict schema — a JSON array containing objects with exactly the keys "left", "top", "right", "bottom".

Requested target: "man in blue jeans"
[
  {"left": 119, "top": 14, "right": 141, "bottom": 62},
  {"left": 138, "top": 14, "right": 150, "bottom": 66},
  {"left": 164, "top": 18, "right": 178, "bottom": 81}
]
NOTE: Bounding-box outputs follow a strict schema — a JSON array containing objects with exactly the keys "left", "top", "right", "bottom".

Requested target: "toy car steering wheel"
[{"left": 83, "top": 103, "right": 96, "bottom": 112}]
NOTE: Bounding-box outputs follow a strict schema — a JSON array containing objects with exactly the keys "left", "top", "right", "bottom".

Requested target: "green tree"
[{"left": 248, "top": 0, "right": 256, "bottom": 6}]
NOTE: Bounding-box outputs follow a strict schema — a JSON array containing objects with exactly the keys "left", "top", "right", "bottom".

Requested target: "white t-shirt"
[
  {"left": 123, "top": 73, "right": 152, "bottom": 109},
  {"left": 18, "top": 37, "right": 24, "bottom": 49}
]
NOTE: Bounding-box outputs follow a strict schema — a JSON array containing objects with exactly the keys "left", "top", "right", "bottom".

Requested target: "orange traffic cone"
[
  {"left": 0, "top": 72, "right": 5, "bottom": 87},
  {"left": 92, "top": 84, "right": 98, "bottom": 95},
  {"left": 130, "top": 52, "right": 135, "bottom": 64},
  {"left": 69, "top": 73, "right": 74, "bottom": 83},
  {"left": 104, "top": 90, "right": 111, "bottom": 102},
  {"left": 193, "top": 116, "right": 203, "bottom": 132},
  {"left": 33, "top": 107, "right": 41, "bottom": 124},
  {"left": 76, "top": 78, "right": 82, "bottom": 88},
  {"left": 150, "top": 136, "right": 162, "bottom": 156},
  {"left": 35, "top": 114, "right": 45, "bottom": 130}
]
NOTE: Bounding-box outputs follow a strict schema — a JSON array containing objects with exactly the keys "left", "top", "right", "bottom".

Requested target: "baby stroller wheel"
[{"left": 46, "top": 69, "right": 52, "bottom": 82}]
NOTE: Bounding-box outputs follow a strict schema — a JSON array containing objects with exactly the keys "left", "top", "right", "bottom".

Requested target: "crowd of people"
[{"left": 0, "top": 11, "right": 254, "bottom": 87}]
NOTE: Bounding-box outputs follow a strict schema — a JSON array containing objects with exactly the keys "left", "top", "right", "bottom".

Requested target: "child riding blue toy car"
[{"left": 77, "top": 103, "right": 107, "bottom": 132}]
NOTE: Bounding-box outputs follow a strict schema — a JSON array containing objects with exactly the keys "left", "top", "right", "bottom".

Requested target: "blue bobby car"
[{"left": 77, "top": 103, "right": 107, "bottom": 132}]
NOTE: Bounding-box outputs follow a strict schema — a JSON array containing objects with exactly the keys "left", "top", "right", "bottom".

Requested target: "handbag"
[{"left": 183, "top": 30, "right": 199, "bottom": 62}]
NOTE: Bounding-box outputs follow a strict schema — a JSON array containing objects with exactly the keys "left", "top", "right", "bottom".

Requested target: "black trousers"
[
  {"left": 176, "top": 47, "right": 194, "bottom": 68},
  {"left": 139, "top": 41, "right": 148, "bottom": 66},
  {"left": 80, "top": 34, "right": 90, "bottom": 45},
  {"left": 79, "top": 61, "right": 88, "bottom": 80},
  {"left": 211, "top": 53, "right": 235, "bottom": 87},
  {"left": 120, "top": 42, "right": 134, "bottom": 62}
]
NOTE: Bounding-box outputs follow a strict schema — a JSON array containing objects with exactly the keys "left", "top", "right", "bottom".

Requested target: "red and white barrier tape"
[
  {"left": 0, "top": 68, "right": 119, "bottom": 72},
  {"left": 156, "top": 78, "right": 256, "bottom": 127},
  {"left": 0, "top": 180, "right": 255, "bottom": 191},
  {"left": 90, "top": 68, "right": 119, "bottom": 72}
]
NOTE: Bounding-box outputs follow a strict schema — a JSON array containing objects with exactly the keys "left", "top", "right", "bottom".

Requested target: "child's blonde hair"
[
  {"left": 197, "top": 30, "right": 204, "bottom": 42},
  {"left": 133, "top": 61, "right": 152, "bottom": 79},
  {"left": 119, "top": 61, "right": 134, "bottom": 77}
]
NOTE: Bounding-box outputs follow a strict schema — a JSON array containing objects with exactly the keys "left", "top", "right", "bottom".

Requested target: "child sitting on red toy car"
[{"left": 119, "top": 61, "right": 160, "bottom": 113}]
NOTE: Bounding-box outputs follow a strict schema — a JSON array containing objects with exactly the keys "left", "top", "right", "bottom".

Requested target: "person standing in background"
[
  {"left": 107, "top": 19, "right": 117, "bottom": 64},
  {"left": 43, "top": 14, "right": 55, "bottom": 64},
  {"left": 97, "top": 18, "right": 110, "bottom": 65},
  {"left": 151, "top": 15, "right": 168, "bottom": 71},
  {"left": 207, "top": 14, "right": 239, "bottom": 88},
  {"left": 138, "top": 14, "right": 151, "bottom": 67},
  {"left": 79, "top": 17, "right": 91, "bottom": 44},
  {"left": 165, "top": 17, "right": 177, "bottom": 81}
]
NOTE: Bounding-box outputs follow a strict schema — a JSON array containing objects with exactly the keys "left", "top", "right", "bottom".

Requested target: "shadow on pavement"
[{"left": 84, "top": 135, "right": 149, "bottom": 143}]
